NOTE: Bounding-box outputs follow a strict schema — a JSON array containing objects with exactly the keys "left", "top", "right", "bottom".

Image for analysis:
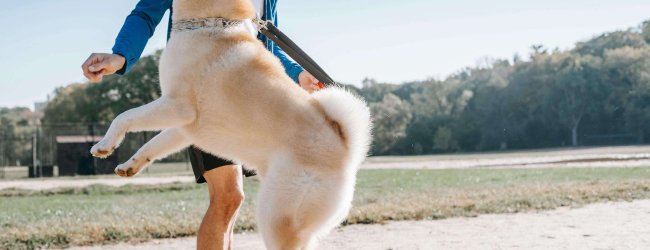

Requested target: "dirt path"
[
  {"left": 0, "top": 176, "right": 195, "bottom": 190},
  {"left": 70, "top": 199, "right": 650, "bottom": 250},
  {"left": 364, "top": 145, "right": 650, "bottom": 170}
]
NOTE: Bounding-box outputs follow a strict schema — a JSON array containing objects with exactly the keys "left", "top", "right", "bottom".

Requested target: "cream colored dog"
[{"left": 90, "top": 0, "right": 371, "bottom": 249}]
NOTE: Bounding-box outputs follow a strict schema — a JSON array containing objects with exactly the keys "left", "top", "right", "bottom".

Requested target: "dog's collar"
[{"left": 172, "top": 17, "right": 244, "bottom": 32}]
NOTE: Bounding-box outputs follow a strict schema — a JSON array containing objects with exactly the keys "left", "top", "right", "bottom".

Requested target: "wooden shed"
[{"left": 56, "top": 135, "right": 119, "bottom": 176}]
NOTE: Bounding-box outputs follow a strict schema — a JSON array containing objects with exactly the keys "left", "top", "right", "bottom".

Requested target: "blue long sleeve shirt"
[{"left": 111, "top": 0, "right": 304, "bottom": 83}]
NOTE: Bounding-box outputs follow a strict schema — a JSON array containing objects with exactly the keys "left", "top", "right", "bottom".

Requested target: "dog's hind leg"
[
  {"left": 91, "top": 97, "right": 195, "bottom": 158},
  {"left": 257, "top": 178, "right": 331, "bottom": 250},
  {"left": 257, "top": 160, "right": 355, "bottom": 249},
  {"left": 255, "top": 155, "right": 303, "bottom": 249},
  {"left": 256, "top": 155, "right": 333, "bottom": 250},
  {"left": 115, "top": 128, "right": 191, "bottom": 177},
  {"left": 257, "top": 191, "right": 311, "bottom": 250}
]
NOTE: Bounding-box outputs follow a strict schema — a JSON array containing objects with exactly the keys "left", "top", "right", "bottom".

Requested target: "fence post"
[
  {"left": 0, "top": 133, "right": 4, "bottom": 179},
  {"left": 37, "top": 125, "right": 42, "bottom": 177},
  {"left": 32, "top": 133, "right": 37, "bottom": 177}
]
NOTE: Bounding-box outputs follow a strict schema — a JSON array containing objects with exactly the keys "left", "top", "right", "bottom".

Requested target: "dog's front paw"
[
  {"left": 115, "top": 162, "right": 139, "bottom": 177},
  {"left": 114, "top": 157, "right": 149, "bottom": 177},
  {"left": 90, "top": 141, "right": 115, "bottom": 159}
]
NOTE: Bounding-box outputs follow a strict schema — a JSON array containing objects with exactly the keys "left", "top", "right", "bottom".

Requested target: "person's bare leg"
[{"left": 197, "top": 164, "right": 245, "bottom": 250}]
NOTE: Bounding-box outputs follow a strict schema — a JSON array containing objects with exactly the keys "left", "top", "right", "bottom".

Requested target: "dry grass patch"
[
  {"left": 346, "top": 181, "right": 650, "bottom": 224},
  {"left": 2, "top": 167, "right": 650, "bottom": 249}
]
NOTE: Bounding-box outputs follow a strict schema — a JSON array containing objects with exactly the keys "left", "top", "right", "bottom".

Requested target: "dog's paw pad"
[
  {"left": 115, "top": 161, "right": 140, "bottom": 177},
  {"left": 91, "top": 143, "right": 115, "bottom": 159},
  {"left": 115, "top": 167, "right": 137, "bottom": 177},
  {"left": 115, "top": 168, "right": 127, "bottom": 177}
]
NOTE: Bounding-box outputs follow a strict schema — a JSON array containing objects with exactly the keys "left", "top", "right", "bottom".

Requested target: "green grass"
[{"left": 2, "top": 167, "right": 650, "bottom": 249}]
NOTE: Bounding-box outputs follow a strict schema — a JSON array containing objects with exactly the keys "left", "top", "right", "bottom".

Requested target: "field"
[
  {"left": 2, "top": 165, "right": 650, "bottom": 249},
  {"left": 4, "top": 145, "right": 650, "bottom": 181}
]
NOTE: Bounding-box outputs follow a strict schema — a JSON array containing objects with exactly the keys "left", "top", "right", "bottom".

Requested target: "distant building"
[{"left": 31, "top": 101, "right": 48, "bottom": 125}]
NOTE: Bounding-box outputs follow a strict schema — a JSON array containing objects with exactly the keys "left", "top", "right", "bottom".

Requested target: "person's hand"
[
  {"left": 298, "top": 70, "right": 321, "bottom": 93},
  {"left": 81, "top": 53, "right": 126, "bottom": 83}
]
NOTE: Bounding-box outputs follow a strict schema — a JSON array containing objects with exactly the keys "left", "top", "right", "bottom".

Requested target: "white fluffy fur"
[
  {"left": 90, "top": 3, "right": 372, "bottom": 248},
  {"left": 312, "top": 88, "right": 372, "bottom": 170}
]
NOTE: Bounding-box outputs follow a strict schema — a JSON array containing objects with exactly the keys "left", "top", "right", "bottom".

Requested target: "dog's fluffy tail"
[{"left": 312, "top": 87, "right": 372, "bottom": 169}]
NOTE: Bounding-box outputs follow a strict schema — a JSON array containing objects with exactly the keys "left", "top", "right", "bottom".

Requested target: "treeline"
[
  {"left": 362, "top": 20, "right": 650, "bottom": 155},
  {"left": 0, "top": 107, "right": 36, "bottom": 165},
  {"left": 40, "top": 20, "right": 650, "bottom": 156}
]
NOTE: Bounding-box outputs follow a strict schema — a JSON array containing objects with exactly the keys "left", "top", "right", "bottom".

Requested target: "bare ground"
[
  {"left": 69, "top": 199, "right": 650, "bottom": 250},
  {"left": 0, "top": 176, "right": 195, "bottom": 190},
  {"left": 364, "top": 145, "right": 650, "bottom": 170}
]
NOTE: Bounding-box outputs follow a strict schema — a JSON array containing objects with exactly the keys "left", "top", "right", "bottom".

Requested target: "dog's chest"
[{"left": 161, "top": 36, "right": 258, "bottom": 77}]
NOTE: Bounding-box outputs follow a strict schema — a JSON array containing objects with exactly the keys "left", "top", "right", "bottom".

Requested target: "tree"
[
  {"left": 43, "top": 51, "right": 163, "bottom": 125},
  {"left": 433, "top": 126, "right": 458, "bottom": 152},
  {"left": 0, "top": 108, "right": 35, "bottom": 165},
  {"left": 574, "top": 31, "right": 646, "bottom": 57},
  {"left": 641, "top": 20, "right": 650, "bottom": 43},
  {"left": 603, "top": 46, "right": 650, "bottom": 143},
  {"left": 370, "top": 94, "right": 412, "bottom": 154},
  {"left": 359, "top": 82, "right": 398, "bottom": 103},
  {"left": 545, "top": 53, "right": 605, "bottom": 146}
]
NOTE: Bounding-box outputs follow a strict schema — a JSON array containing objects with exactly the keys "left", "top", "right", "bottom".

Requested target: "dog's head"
[{"left": 173, "top": 0, "right": 256, "bottom": 21}]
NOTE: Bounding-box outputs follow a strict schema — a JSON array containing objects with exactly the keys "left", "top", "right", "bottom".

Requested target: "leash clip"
[{"left": 252, "top": 18, "right": 270, "bottom": 31}]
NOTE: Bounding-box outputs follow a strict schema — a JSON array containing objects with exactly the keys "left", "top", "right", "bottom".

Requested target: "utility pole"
[
  {"left": 29, "top": 124, "right": 42, "bottom": 177},
  {"left": 37, "top": 124, "right": 42, "bottom": 177},
  {"left": 32, "top": 133, "right": 38, "bottom": 177}
]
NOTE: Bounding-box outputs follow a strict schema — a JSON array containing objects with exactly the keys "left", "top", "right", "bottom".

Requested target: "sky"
[{"left": 1, "top": 0, "right": 649, "bottom": 109}]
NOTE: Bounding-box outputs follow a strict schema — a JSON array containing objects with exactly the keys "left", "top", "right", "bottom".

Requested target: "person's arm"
[
  {"left": 268, "top": 11, "right": 320, "bottom": 92},
  {"left": 273, "top": 45, "right": 321, "bottom": 93},
  {"left": 82, "top": 0, "right": 172, "bottom": 82},
  {"left": 112, "top": 0, "right": 172, "bottom": 75},
  {"left": 271, "top": 44, "right": 303, "bottom": 83}
]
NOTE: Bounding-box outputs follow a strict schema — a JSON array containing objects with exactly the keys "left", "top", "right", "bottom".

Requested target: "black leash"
[{"left": 254, "top": 19, "right": 337, "bottom": 87}]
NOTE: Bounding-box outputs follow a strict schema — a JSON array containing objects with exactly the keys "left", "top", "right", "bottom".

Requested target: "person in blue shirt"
[{"left": 80, "top": 0, "right": 320, "bottom": 249}]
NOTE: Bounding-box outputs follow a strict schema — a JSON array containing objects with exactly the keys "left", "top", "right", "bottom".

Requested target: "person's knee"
[
  {"left": 203, "top": 165, "right": 245, "bottom": 216},
  {"left": 210, "top": 188, "right": 245, "bottom": 211},
  {"left": 206, "top": 190, "right": 244, "bottom": 226}
]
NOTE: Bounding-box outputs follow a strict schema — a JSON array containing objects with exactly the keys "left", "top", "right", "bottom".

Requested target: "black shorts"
[{"left": 188, "top": 146, "right": 257, "bottom": 183}]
